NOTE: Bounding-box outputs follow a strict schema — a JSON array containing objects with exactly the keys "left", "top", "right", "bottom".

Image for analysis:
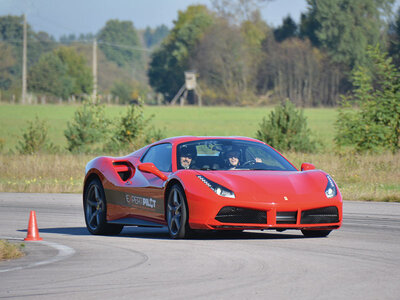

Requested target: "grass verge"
[
  {"left": 1, "top": 152, "right": 399, "bottom": 201},
  {"left": 0, "top": 154, "right": 91, "bottom": 193},
  {"left": 288, "top": 152, "right": 400, "bottom": 202},
  {"left": 0, "top": 240, "right": 25, "bottom": 261}
]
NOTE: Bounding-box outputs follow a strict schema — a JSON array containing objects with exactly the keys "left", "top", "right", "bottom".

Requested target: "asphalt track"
[{"left": 0, "top": 193, "right": 399, "bottom": 300}]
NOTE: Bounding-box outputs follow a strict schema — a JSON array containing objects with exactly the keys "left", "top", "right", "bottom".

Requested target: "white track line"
[{"left": 0, "top": 237, "right": 75, "bottom": 273}]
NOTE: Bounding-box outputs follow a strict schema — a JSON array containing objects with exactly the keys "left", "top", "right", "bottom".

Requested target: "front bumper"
[{"left": 186, "top": 189, "right": 343, "bottom": 231}]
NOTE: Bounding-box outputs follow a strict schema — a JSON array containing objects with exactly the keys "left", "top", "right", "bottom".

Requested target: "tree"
[
  {"left": 0, "top": 15, "right": 24, "bottom": 82},
  {"left": 256, "top": 100, "right": 316, "bottom": 152},
  {"left": 143, "top": 25, "right": 169, "bottom": 48},
  {"left": 299, "top": 9, "right": 321, "bottom": 47},
  {"left": 64, "top": 100, "right": 111, "bottom": 153},
  {"left": 388, "top": 8, "right": 400, "bottom": 67},
  {"left": 274, "top": 15, "right": 298, "bottom": 42},
  {"left": 106, "top": 103, "right": 152, "bottom": 152},
  {"left": 28, "top": 47, "right": 92, "bottom": 98},
  {"left": 65, "top": 100, "right": 162, "bottom": 153},
  {"left": 98, "top": 19, "right": 142, "bottom": 68},
  {"left": 191, "top": 18, "right": 255, "bottom": 104},
  {"left": 335, "top": 46, "right": 400, "bottom": 152},
  {"left": 258, "top": 36, "right": 342, "bottom": 106},
  {"left": 0, "top": 15, "right": 56, "bottom": 92},
  {"left": 108, "top": 78, "right": 151, "bottom": 105},
  {"left": 302, "top": 0, "right": 395, "bottom": 69},
  {"left": 148, "top": 5, "right": 214, "bottom": 101},
  {"left": 111, "top": 81, "right": 134, "bottom": 104},
  {"left": 0, "top": 42, "right": 16, "bottom": 90},
  {"left": 59, "top": 33, "right": 94, "bottom": 45},
  {"left": 54, "top": 46, "right": 93, "bottom": 95},
  {"left": 69, "top": 42, "right": 140, "bottom": 96},
  {"left": 28, "top": 51, "right": 74, "bottom": 99},
  {"left": 240, "top": 10, "right": 270, "bottom": 48},
  {"left": 0, "top": 15, "right": 55, "bottom": 67},
  {"left": 16, "top": 116, "right": 57, "bottom": 154},
  {"left": 59, "top": 33, "right": 77, "bottom": 45},
  {"left": 211, "top": 0, "right": 271, "bottom": 24}
]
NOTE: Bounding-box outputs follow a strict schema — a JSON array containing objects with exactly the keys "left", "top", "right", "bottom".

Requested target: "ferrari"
[{"left": 83, "top": 136, "right": 342, "bottom": 239}]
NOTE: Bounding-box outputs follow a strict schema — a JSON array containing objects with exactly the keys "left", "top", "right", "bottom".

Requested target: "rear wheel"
[
  {"left": 301, "top": 229, "right": 332, "bottom": 238},
  {"left": 166, "top": 184, "right": 191, "bottom": 239},
  {"left": 84, "top": 178, "right": 123, "bottom": 235}
]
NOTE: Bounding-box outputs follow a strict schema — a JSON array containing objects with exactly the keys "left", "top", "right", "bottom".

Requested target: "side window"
[{"left": 141, "top": 143, "right": 172, "bottom": 172}]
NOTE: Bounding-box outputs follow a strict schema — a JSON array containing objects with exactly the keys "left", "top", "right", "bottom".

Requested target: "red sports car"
[{"left": 83, "top": 136, "right": 342, "bottom": 239}]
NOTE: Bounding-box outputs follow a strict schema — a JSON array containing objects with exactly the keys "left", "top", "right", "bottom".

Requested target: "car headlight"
[
  {"left": 325, "top": 175, "right": 337, "bottom": 198},
  {"left": 197, "top": 175, "right": 235, "bottom": 198}
]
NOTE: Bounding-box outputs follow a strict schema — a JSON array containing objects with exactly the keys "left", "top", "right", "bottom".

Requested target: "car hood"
[{"left": 195, "top": 169, "right": 330, "bottom": 203}]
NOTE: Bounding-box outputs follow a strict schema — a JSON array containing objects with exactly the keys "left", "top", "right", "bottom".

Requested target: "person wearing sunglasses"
[
  {"left": 225, "top": 149, "right": 241, "bottom": 170},
  {"left": 178, "top": 146, "right": 197, "bottom": 169}
]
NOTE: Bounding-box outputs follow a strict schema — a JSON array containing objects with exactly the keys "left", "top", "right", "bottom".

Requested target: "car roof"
[
  {"left": 128, "top": 136, "right": 266, "bottom": 158},
  {"left": 154, "top": 136, "right": 263, "bottom": 145}
]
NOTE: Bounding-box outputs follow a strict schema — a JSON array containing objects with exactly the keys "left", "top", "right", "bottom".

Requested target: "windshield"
[{"left": 176, "top": 139, "right": 296, "bottom": 171}]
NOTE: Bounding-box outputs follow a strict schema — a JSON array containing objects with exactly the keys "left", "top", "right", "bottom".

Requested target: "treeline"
[
  {"left": 149, "top": 0, "right": 400, "bottom": 106},
  {"left": 1, "top": 0, "right": 400, "bottom": 107},
  {"left": 0, "top": 16, "right": 168, "bottom": 104}
]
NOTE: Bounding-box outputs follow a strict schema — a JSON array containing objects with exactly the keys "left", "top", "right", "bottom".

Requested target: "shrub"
[
  {"left": 335, "top": 46, "right": 400, "bottom": 153},
  {"left": 65, "top": 100, "right": 166, "bottom": 154},
  {"left": 256, "top": 100, "right": 316, "bottom": 152},
  {"left": 16, "top": 116, "right": 57, "bottom": 154},
  {"left": 64, "top": 99, "right": 111, "bottom": 153},
  {"left": 105, "top": 103, "right": 158, "bottom": 152}
]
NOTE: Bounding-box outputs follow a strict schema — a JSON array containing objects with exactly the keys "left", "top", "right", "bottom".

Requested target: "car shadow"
[
  {"left": 189, "top": 230, "right": 304, "bottom": 240},
  {"left": 19, "top": 226, "right": 305, "bottom": 240},
  {"left": 118, "top": 227, "right": 306, "bottom": 240},
  {"left": 18, "top": 227, "right": 91, "bottom": 236}
]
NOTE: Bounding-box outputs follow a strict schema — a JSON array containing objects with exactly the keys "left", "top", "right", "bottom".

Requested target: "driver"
[
  {"left": 178, "top": 145, "right": 197, "bottom": 169},
  {"left": 225, "top": 148, "right": 241, "bottom": 170},
  {"left": 224, "top": 147, "right": 263, "bottom": 170}
]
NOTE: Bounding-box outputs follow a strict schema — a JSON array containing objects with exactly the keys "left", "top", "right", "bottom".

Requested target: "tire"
[
  {"left": 301, "top": 229, "right": 332, "bottom": 238},
  {"left": 166, "top": 184, "right": 192, "bottom": 239},
  {"left": 84, "top": 178, "right": 123, "bottom": 235}
]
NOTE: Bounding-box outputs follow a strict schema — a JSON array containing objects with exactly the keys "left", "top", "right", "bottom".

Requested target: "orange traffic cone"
[{"left": 24, "top": 210, "right": 43, "bottom": 241}]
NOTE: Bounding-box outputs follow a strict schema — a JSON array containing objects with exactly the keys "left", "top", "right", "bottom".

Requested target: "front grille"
[
  {"left": 215, "top": 206, "right": 267, "bottom": 224},
  {"left": 301, "top": 206, "right": 339, "bottom": 224},
  {"left": 276, "top": 211, "right": 297, "bottom": 224}
]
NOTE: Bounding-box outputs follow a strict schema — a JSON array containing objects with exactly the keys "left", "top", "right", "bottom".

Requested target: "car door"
[{"left": 132, "top": 143, "right": 172, "bottom": 221}]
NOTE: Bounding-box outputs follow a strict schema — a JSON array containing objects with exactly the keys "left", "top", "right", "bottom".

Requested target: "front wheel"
[
  {"left": 84, "top": 178, "right": 123, "bottom": 235},
  {"left": 301, "top": 229, "right": 332, "bottom": 238},
  {"left": 166, "top": 184, "right": 191, "bottom": 239}
]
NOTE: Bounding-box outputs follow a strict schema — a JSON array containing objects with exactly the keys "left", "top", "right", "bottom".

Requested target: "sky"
[
  {"left": 1, "top": 0, "right": 310, "bottom": 38},
  {"left": 1, "top": 0, "right": 399, "bottom": 39}
]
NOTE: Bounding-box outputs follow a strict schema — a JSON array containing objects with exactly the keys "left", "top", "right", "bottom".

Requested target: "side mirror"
[
  {"left": 301, "top": 163, "right": 316, "bottom": 171},
  {"left": 138, "top": 163, "right": 168, "bottom": 181}
]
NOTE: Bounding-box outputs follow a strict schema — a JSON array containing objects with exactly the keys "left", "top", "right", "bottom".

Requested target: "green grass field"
[{"left": 0, "top": 103, "right": 338, "bottom": 152}]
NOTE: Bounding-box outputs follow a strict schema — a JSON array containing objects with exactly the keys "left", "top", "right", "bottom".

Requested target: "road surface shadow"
[
  {"left": 18, "top": 227, "right": 91, "bottom": 236},
  {"left": 19, "top": 226, "right": 306, "bottom": 240},
  {"left": 117, "top": 226, "right": 307, "bottom": 240}
]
